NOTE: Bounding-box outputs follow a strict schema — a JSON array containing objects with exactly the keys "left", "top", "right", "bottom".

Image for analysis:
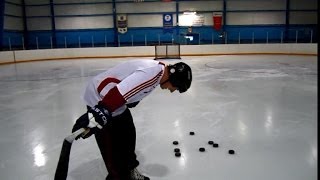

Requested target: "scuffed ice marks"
[
  {"left": 201, "top": 55, "right": 317, "bottom": 82},
  {"left": 205, "top": 62, "right": 289, "bottom": 81}
]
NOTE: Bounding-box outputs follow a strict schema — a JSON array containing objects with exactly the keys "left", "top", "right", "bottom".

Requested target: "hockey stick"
[
  {"left": 54, "top": 112, "right": 102, "bottom": 180},
  {"left": 54, "top": 128, "right": 89, "bottom": 180}
]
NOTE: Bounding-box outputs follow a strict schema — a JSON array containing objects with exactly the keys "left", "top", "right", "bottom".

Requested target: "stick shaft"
[
  {"left": 54, "top": 128, "right": 87, "bottom": 180},
  {"left": 54, "top": 139, "right": 72, "bottom": 180}
]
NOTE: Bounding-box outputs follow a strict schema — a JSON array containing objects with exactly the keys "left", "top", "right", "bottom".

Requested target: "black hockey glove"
[
  {"left": 72, "top": 112, "right": 93, "bottom": 139},
  {"left": 72, "top": 103, "right": 111, "bottom": 139},
  {"left": 88, "top": 103, "right": 111, "bottom": 128}
]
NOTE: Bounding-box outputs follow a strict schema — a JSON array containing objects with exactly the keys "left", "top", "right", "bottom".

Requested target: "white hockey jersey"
[{"left": 83, "top": 59, "right": 165, "bottom": 116}]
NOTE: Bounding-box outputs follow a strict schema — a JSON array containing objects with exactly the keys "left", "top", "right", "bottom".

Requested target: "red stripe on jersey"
[
  {"left": 124, "top": 72, "right": 162, "bottom": 100},
  {"left": 100, "top": 86, "right": 126, "bottom": 112},
  {"left": 123, "top": 71, "right": 162, "bottom": 100},
  {"left": 97, "top": 77, "right": 121, "bottom": 94},
  {"left": 123, "top": 71, "right": 163, "bottom": 100}
]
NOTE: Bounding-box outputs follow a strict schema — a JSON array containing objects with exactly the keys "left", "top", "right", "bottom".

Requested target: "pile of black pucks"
[
  {"left": 209, "top": 140, "right": 220, "bottom": 148},
  {"left": 172, "top": 131, "right": 236, "bottom": 158},
  {"left": 172, "top": 141, "right": 181, "bottom": 157},
  {"left": 174, "top": 148, "right": 181, "bottom": 157},
  {"left": 209, "top": 141, "right": 235, "bottom": 154}
]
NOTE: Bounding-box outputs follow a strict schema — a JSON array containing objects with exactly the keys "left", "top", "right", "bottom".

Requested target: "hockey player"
[{"left": 71, "top": 59, "right": 192, "bottom": 180}]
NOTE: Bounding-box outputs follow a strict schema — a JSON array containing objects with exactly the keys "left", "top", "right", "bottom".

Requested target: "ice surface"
[{"left": 0, "top": 55, "right": 317, "bottom": 180}]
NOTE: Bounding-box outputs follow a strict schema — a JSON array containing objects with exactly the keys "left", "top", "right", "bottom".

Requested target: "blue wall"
[
  {"left": 3, "top": 24, "right": 317, "bottom": 50},
  {"left": 2, "top": 0, "right": 317, "bottom": 50}
]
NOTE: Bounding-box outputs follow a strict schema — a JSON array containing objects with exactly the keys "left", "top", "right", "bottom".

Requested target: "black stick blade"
[{"left": 54, "top": 139, "right": 72, "bottom": 180}]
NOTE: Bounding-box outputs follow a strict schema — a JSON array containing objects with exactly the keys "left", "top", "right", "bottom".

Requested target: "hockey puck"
[
  {"left": 189, "top": 131, "right": 195, "bottom": 135},
  {"left": 199, "top": 147, "right": 205, "bottom": 152},
  {"left": 213, "top": 143, "right": 219, "bottom": 148},
  {"left": 208, "top": 141, "right": 214, "bottom": 145},
  {"left": 174, "top": 148, "right": 180, "bottom": 153},
  {"left": 173, "top": 141, "right": 179, "bottom": 145},
  {"left": 228, "top": 150, "right": 235, "bottom": 154},
  {"left": 175, "top": 152, "right": 181, "bottom": 157}
]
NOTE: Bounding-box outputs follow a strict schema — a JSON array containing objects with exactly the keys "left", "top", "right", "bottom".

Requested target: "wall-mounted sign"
[
  {"left": 163, "top": 14, "right": 173, "bottom": 33},
  {"left": 117, "top": 14, "right": 127, "bottom": 34},
  {"left": 179, "top": 12, "right": 204, "bottom": 27},
  {"left": 213, "top": 13, "right": 222, "bottom": 31}
]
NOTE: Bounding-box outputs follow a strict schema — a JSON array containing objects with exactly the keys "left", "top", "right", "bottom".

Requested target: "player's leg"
[
  {"left": 95, "top": 108, "right": 149, "bottom": 180},
  {"left": 120, "top": 109, "right": 139, "bottom": 169},
  {"left": 111, "top": 108, "right": 139, "bottom": 179},
  {"left": 118, "top": 109, "right": 149, "bottom": 180},
  {"left": 111, "top": 108, "right": 149, "bottom": 180},
  {"left": 95, "top": 125, "right": 122, "bottom": 180},
  {"left": 95, "top": 108, "right": 139, "bottom": 180}
]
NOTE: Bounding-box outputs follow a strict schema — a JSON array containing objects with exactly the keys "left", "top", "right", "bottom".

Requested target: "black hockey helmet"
[{"left": 168, "top": 62, "right": 192, "bottom": 93}]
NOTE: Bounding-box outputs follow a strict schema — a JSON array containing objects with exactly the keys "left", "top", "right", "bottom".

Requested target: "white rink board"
[{"left": 0, "top": 44, "right": 317, "bottom": 64}]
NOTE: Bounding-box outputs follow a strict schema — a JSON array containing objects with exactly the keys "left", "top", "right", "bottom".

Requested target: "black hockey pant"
[{"left": 94, "top": 108, "right": 139, "bottom": 180}]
